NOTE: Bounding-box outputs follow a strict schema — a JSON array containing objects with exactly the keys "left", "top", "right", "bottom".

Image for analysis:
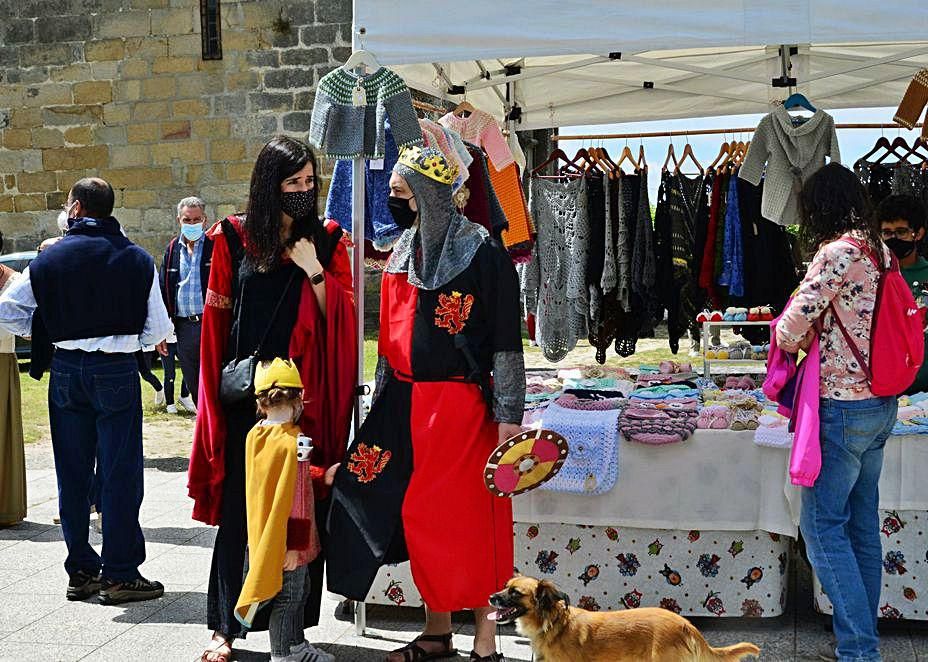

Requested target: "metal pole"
[{"left": 350, "top": 12, "right": 368, "bottom": 637}]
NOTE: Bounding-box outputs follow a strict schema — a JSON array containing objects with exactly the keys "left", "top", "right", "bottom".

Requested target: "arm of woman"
[
  {"left": 490, "top": 242, "right": 526, "bottom": 443},
  {"left": 188, "top": 222, "right": 234, "bottom": 526},
  {"left": 776, "top": 240, "right": 853, "bottom": 352}
]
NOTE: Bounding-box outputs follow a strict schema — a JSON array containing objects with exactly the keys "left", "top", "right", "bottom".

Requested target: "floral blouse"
[{"left": 777, "top": 233, "right": 886, "bottom": 400}]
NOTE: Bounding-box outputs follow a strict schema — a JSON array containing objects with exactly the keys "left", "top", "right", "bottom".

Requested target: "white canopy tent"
[
  {"left": 343, "top": 0, "right": 928, "bottom": 632},
  {"left": 354, "top": 0, "right": 928, "bottom": 129}
]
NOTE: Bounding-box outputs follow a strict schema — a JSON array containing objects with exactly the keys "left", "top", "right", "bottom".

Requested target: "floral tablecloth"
[{"left": 366, "top": 522, "right": 792, "bottom": 617}]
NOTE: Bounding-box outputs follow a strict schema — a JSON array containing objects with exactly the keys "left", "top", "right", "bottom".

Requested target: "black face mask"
[
  {"left": 886, "top": 237, "right": 917, "bottom": 260},
  {"left": 388, "top": 196, "right": 418, "bottom": 229},
  {"left": 280, "top": 190, "right": 316, "bottom": 220}
]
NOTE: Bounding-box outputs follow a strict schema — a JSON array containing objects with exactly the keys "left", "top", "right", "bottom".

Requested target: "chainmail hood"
[{"left": 386, "top": 154, "right": 487, "bottom": 290}]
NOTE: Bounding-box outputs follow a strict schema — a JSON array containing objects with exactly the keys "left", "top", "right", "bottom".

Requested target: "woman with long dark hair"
[
  {"left": 189, "top": 136, "right": 357, "bottom": 662},
  {"left": 777, "top": 163, "right": 895, "bottom": 662}
]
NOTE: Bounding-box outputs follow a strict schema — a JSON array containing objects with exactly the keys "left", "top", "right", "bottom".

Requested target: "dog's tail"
[{"left": 708, "top": 641, "right": 761, "bottom": 660}]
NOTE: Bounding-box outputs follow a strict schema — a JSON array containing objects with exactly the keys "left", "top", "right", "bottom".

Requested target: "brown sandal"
[{"left": 388, "top": 633, "right": 457, "bottom": 661}]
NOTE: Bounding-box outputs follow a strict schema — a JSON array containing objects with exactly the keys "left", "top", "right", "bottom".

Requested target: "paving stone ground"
[{"left": 4, "top": 446, "right": 928, "bottom": 660}]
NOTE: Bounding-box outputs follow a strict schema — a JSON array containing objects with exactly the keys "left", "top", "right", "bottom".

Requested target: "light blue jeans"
[{"left": 800, "top": 397, "right": 897, "bottom": 662}]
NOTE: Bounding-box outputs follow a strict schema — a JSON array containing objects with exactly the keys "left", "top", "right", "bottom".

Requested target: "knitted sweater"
[
  {"left": 309, "top": 67, "right": 422, "bottom": 160},
  {"left": 739, "top": 105, "right": 841, "bottom": 225}
]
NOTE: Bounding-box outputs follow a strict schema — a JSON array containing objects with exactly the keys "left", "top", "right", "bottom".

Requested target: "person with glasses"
[{"left": 877, "top": 194, "right": 928, "bottom": 394}]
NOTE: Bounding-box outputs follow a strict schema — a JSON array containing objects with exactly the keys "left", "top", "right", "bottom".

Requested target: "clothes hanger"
[
  {"left": 674, "top": 135, "right": 704, "bottom": 176},
  {"left": 566, "top": 147, "right": 603, "bottom": 175},
  {"left": 594, "top": 145, "right": 619, "bottom": 179},
  {"left": 783, "top": 93, "right": 816, "bottom": 113},
  {"left": 616, "top": 142, "right": 639, "bottom": 174},
  {"left": 341, "top": 49, "right": 381, "bottom": 75},
  {"left": 854, "top": 135, "right": 895, "bottom": 170},
  {"left": 662, "top": 140, "right": 678, "bottom": 172},
  {"left": 638, "top": 142, "right": 648, "bottom": 172},
  {"left": 873, "top": 135, "right": 911, "bottom": 164},
  {"left": 453, "top": 90, "right": 477, "bottom": 118},
  {"left": 709, "top": 136, "right": 731, "bottom": 171},
  {"left": 531, "top": 148, "right": 578, "bottom": 177}
]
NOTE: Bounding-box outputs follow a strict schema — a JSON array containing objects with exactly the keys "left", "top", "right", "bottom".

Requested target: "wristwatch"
[{"left": 310, "top": 271, "right": 325, "bottom": 285}]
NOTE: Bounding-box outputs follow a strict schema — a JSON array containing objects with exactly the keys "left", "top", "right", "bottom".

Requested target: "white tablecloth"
[
  {"left": 514, "top": 430, "right": 801, "bottom": 537},
  {"left": 781, "top": 435, "right": 928, "bottom": 517}
]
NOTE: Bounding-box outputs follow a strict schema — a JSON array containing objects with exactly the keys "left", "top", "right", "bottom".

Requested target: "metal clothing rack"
[
  {"left": 553, "top": 122, "right": 925, "bottom": 142},
  {"left": 412, "top": 98, "right": 449, "bottom": 115}
]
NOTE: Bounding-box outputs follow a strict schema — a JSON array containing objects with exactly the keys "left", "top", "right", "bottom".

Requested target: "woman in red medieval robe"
[
  {"left": 326, "top": 146, "right": 526, "bottom": 662},
  {"left": 188, "top": 136, "right": 357, "bottom": 662}
]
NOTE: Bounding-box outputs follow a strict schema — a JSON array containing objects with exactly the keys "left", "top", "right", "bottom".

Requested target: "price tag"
[
  {"left": 352, "top": 82, "right": 366, "bottom": 107},
  {"left": 369, "top": 158, "right": 384, "bottom": 170}
]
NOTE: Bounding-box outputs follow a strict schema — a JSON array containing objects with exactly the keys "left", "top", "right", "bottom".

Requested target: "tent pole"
[{"left": 350, "top": 15, "right": 369, "bottom": 637}]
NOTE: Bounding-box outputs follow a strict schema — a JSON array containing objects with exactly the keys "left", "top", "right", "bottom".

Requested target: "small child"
[{"left": 234, "top": 358, "right": 334, "bottom": 662}]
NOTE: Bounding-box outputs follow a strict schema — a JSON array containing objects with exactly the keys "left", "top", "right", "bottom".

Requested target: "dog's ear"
[{"left": 535, "top": 580, "right": 567, "bottom": 615}]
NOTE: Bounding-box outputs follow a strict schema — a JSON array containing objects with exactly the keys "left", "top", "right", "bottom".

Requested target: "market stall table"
[{"left": 365, "top": 429, "right": 800, "bottom": 618}]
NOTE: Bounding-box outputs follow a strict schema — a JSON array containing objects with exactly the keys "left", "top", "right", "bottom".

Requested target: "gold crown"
[
  {"left": 398, "top": 146, "right": 458, "bottom": 185},
  {"left": 254, "top": 357, "right": 303, "bottom": 394}
]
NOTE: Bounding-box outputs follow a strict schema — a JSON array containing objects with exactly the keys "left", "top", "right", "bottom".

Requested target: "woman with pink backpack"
[{"left": 776, "top": 163, "right": 924, "bottom": 662}]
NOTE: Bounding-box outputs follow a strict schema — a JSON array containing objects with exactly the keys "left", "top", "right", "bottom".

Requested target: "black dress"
[{"left": 206, "top": 259, "right": 328, "bottom": 637}]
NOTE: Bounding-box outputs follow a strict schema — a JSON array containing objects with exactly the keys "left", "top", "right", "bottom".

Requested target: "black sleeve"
[{"left": 158, "top": 240, "right": 172, "bottom": 312}]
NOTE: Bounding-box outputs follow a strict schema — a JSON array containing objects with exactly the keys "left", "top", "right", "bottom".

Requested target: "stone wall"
[{"left": 0, "top": 0, "right": 352, "bottom": 256}]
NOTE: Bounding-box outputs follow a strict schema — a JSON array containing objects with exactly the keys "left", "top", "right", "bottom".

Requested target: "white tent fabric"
[{"left": 354, "top": 0, "right": 928, "bottom": 129}]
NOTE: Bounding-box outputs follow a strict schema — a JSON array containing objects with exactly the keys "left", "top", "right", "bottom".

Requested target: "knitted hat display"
[
  {"left": 397, "top": 145, "right": 459, "bottom": 185},
  {"left": 386, "top": 148, "right": 487, "bottom": 290},
  {"left": 893, "top": 69, "right": 928, "bottom": 140}
]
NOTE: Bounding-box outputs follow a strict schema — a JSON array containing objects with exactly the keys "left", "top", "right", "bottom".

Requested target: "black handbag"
[{"left": 219, "top": 268, "right": 298, "bottom": 406}]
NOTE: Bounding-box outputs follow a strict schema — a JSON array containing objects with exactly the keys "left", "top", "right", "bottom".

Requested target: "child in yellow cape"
[{"left": 234, "top": 358, "right": 333, "bottom": 662}]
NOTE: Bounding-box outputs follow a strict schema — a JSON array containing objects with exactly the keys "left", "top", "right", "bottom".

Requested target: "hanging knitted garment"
[
  {"left": 524, "top": 177, "right": 590, "bottom": 362},
  {"left": 718, "top": 173, "right": 745, "bottom": 297},
  {"left": 309, "top": 66, "right": 422, "bottom": 160}
]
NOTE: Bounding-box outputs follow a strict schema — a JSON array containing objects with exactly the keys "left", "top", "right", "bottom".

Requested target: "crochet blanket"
[{"left": 540, "top": 401, "right": 620, "bottom": 495}]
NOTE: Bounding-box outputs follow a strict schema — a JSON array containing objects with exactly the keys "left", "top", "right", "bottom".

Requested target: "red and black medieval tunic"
[{"left": 327, "top": 238, "right": 524, "bottom": 611}]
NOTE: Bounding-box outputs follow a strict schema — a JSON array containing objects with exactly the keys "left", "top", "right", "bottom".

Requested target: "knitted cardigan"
[
  {"left": 309, "top": 67, "right": 422, "bottom": 160},
  {"left": 739, "top": 105, "right": 841, "bottom": 225}
]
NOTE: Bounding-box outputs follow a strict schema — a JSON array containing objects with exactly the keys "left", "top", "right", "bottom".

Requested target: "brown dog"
[{"left": 489, "top": 576, "right": 760, "bottom": 662}]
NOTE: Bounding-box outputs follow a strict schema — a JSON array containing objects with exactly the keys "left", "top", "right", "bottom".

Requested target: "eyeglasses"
[{"left": 881, "top": 228, "right": 916, "bottom": 240}]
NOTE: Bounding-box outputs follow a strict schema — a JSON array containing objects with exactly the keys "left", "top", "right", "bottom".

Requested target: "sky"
[{"left": 559, "top": 106, "right": 921, "bottom": 201}]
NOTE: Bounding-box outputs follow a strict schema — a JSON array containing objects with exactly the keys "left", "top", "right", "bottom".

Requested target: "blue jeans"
[
  {"left": 800, "top": 397, "right": 897, "bottom": 662},
  {"left": 49, "top": 350, "right": 146, "bottom": 582}
]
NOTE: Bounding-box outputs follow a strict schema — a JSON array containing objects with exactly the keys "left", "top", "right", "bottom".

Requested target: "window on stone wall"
[{"left": 200, "top": 0, "right": 222, "bottom": 60}]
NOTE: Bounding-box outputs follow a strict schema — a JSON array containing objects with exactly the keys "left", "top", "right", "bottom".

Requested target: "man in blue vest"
[
  {"left": 0, "top": 177, "right": 173, "bottom": 605},
  {"left": 159, "top": 196, "right": 213, "bottom": 413}
]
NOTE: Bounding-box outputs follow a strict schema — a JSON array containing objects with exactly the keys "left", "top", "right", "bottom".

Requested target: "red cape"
[{"left": 188, "top": 217, "right": 357, "bottom": 526}]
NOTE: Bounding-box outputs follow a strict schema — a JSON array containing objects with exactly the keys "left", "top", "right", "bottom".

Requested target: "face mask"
[
  {"left": 886, "top": 237, "right": 917, "bottom": 260},
  {"left": 388, "top": 196, "right": 418, "bottom": 229},
  {"left": 57, "top": 201, "right": 78, "bottom": 233},
  {"left": 280, "top": 190, "right": 316, "bottom": 220},
  {"left": 181, "top": 223, "right": 204, "bottom": 241}
]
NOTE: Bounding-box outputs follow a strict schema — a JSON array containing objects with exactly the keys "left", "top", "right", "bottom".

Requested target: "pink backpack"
[{"left": 831, "top": 238, "right": 925, "bottom": 397}]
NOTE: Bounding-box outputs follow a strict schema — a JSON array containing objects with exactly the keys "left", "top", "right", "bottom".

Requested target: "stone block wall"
[{"left": 0, "top": 0, "right": 352, "bottom": 257}]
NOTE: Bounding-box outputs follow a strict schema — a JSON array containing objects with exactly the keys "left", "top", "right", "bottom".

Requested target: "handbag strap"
[
  {"left": 252, "top": 269, "right": 299, "bottom": 357},
  {"left": 222, "top": 217, "right": 300, "bottom": 360}
]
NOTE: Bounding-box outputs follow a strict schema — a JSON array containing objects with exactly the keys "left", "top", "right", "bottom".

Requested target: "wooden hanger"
[
  {"left": 531, "top": 148, "right": 578, "bottom": 177},
  {"left": 855, "top": 136, "right": 897, "bottom": 170},
  {"left": 566, "top": 147, "right": 603, "bottom": 175},
  {"left": 709, "top": 140, "right": 731, "bottom": 171},
  {"left": 616, "top": 144, "right": 639, "bottom": 174},
  {"left": 592, "top": 147, "right": 618, "bottom": 179},
  {"left": 453, "top": 99, "right": 476, "bottom": 118},
  {"left": 675, "top": 141, "right": 704, "bottom": 175},
  {"left": 874, "top": 136, "right": 912, "bottom": 164},
  {"left": 662, "top": 142, "right": 678, "bottom": 172}
]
